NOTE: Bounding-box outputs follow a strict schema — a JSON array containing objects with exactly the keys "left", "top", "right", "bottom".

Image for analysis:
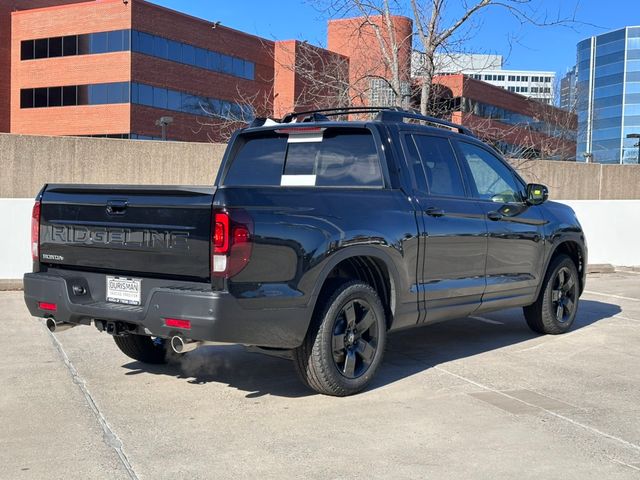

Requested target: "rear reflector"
[
  {"left": 38, "top": 302, "right": 57, "bottom": 312},
  {"left": 164, "top": 318, "right": 191, "bottom": 330}
]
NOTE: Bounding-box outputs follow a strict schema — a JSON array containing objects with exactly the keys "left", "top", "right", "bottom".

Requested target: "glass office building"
[{"left": 577, "top": 26, "right": 640, "bottom": 164}]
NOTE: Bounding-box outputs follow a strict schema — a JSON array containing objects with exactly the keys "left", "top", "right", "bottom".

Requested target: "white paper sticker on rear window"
[
  {"left": 280, "top": 175, "right": 317, "bottom": 186},
  {"left": 287, "top": 132, "right": 324, "bottom": 143}
]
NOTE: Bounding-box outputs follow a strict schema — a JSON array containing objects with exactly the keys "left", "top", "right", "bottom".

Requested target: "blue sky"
[{"left": 150, "top": 0, "right": 639, "bottom": 77}]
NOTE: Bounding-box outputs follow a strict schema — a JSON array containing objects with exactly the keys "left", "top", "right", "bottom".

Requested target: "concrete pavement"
[{"left": 1, "top": 272, "right": 639, "bottom": 479}]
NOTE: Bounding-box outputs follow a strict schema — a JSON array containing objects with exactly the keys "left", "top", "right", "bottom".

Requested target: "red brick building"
[
  {"left": 2, "top": 0, "right": 575, "bottom": 156},
  {"left": 433, "top": 75, "right": 577, "bottom": 159},
  {"left": 5, "top": 0, "right": 347, "bottom": 141},
  {"left": 0, "top": 0, "right": 88, "bottom": 134},
  {"left": 328, "top": 15, "right": 413, "bottom": 107}
]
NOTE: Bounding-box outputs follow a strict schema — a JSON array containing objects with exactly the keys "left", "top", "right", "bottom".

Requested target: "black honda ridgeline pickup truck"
[{"left": 24, "top": 108, "right": 587, "bottom": 396}]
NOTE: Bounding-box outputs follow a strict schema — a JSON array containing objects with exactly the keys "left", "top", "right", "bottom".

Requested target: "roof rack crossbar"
[{"left": 377, "top": 110, "right": 475, "bottom": 137}]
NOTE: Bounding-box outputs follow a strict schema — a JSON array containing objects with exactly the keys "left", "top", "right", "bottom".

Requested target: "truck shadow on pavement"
[{"left": 121, "top": 300, "right": 620, "bottom": 398}]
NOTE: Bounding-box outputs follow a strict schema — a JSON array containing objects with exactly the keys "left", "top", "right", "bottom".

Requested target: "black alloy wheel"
[{"left": 332, "top": 298, "right": 379, "bottom": 379}]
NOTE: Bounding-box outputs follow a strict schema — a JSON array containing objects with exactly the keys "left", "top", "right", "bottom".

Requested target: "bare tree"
[
  {"left": 310, "top": 0, "right": 415, "bottom": 108},
  {"left": 313, "top": 0, "right": 579, "bottom": 114},
  {"left": 273, "top": 40, "right": 352, "bottom": 115},
  {"left": 412, "top": 0, "right": 581, "bottom": 114},
  {"left": 194, "top": 41, "right": 352, "bottom": 141}
]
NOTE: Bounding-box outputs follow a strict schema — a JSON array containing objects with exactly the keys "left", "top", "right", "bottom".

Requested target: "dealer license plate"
[{"left": 106, "top": 276, "right": 142, "bottom": 306}]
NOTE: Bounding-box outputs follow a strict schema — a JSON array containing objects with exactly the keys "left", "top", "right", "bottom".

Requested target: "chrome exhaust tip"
[
  {"left": 45, "top": 318, "right": 76, "bottom": 333},
  {"left": 170, "top": 335, "right": 200, "bottom": 354}
]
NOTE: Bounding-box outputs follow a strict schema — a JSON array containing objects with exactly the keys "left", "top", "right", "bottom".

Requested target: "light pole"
[
  {"left": 155, "top": 116, "right": 174, "bottom": 141},
  {"left": 626, "top": 133, "right": 640, "bottom": 164}
]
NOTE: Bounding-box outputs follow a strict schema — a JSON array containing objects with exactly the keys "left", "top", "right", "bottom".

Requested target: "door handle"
[
  {"left": 487, "top": 211, "right": 503, "bottom": 221},
  {"left": 425, "top": 207, "right": 445, "bottom": 217}
]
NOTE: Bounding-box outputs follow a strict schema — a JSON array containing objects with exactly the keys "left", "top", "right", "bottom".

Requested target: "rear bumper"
[{"left": 23, "top": 271, "right": 310, "bottom": 349}]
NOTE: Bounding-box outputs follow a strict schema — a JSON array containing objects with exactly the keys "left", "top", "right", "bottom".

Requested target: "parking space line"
[
  {"left": 434, "top": 365, "right": 640, "bottom": 454},
  {"left": 470, "top": 316, "right": 504, "bottom": 325},
  {"left": 611, "top": 458, "right": 640, "bottom": 472},
  {"left": 583, "top": 290, "right": 640, "bottom": 303},
  {"left": 46, "top": 326, "right": 139, "bottom": 480},
  {"left": 614, "top": 314, "right": 640, "bottom": 324}
]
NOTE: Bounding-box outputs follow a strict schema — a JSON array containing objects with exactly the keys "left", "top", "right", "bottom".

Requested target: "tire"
[
  {"left": 113, "top": 334, "right": 170, "bottom": 364},
  {"left": 524, "top": 254, "right": 580, "bottom": 335},
  {"left": 293, "top": 280, "right": 387, "bottom": 396}
]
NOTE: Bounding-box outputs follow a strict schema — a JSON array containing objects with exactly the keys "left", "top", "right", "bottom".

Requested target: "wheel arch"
[
  {"left": 542, "top": 239, "right": 586, "bottom": 295},
  {"left": 308, "top": 247, "right": 401, "bottom": 330}
]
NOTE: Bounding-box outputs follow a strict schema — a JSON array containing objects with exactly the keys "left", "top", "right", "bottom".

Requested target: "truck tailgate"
[{"left": 39, "top": 184, "right": 215, "bottom": 280}]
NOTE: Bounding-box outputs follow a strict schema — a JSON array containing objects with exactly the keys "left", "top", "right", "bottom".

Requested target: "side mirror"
[{"left": 526, "top": 183, "right": 549, "bottom": 205}]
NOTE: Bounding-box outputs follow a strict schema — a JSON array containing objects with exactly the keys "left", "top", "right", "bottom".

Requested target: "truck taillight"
[
  {"left": 31, "top": 201, "right": 41, "bottom": 261},
  {"left": 213, "top": 213, "right": 229, "bottom": 254},
  {"left": 212, "top": 210, "right": 253, "bottom": 278}
]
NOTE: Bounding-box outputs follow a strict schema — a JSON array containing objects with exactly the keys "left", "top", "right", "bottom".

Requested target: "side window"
[
  {"left": 402, "top": 134, "right": 428, "bottom": 192},
  {"left": 284, "top": 129, "right": 382, "bottom": 187},
  {"left": 457, "top": 142, "right": 522, "bottom": 203},
  {"left": 412, "top": 135, "right": 466, "bottom": 197}
]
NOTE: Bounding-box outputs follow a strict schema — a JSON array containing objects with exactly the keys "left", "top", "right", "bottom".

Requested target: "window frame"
[
  {"left": 453, "top": 139, "right": 527, "bottom": 204},
  {"left": 400, "top": 131, "right": 470, "bottom": 200},
  {"left": 221, "top": 126, "right": 388, "bottom": 189}
]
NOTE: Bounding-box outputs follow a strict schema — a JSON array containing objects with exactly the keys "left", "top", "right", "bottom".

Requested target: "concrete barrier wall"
[
  {"left": 508, "top": 160, "right": 640, "bottom": 200},
  {"left": 561, "top": 200, "right": 640, "bottom": 266},
  {"left": 1, "top": 198, "right": 638, "bottom": 280},
  {"left": 0, "top": 199, "right": 33, "bottom": 280},
  {"left": 0, "top": 133, "right": 225, "bottom": 199},
  {"left": 1, "top": 133, "right": 640, "bottom": 200}
]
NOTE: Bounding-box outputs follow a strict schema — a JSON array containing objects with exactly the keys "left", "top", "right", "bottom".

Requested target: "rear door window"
[
  {"left": 223, "top": 128, "right": 383, "bottom": 188},
  {"left": 410, "top": 134, "right": 466, "bottom": 197}
]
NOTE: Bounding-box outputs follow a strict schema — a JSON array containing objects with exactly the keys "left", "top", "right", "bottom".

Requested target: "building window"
[
  {"left": 508, "top": 75, "right": 516, "bottom": 81},
  {"left": 21, "top": 30, "right": 130, "bottom": 60},
  {"left": 368, "top": 78, "right": 411, "bottom": 108},
  {"left": 48, "top": 37, "right": 63, "bottom": 57},
  {"left": 130, "top": 82, "right": 254, "bottom": 121},
  {"left": 75, "top": 133, "right": 131, "bottom": 139},
  {"left": 20, "top": 82, "right": 129, "bottom": 109},
  {"left": 63, "top": 35, "right": 78, "bottom": 56},
  {"left": 20, "top": 89, "right": 34, "bottom": 109},
  {"left": 19, "top": 28, "right": 256, "bottom": 82},
  {"left": 458, "top": 96, "right": 575, "bottom": 141},
  {"left": 130, "top": 30, "right": 256, "bottom": 80},
  {"left": 34, "top": 39, "right": 48, "bottom": 59}
]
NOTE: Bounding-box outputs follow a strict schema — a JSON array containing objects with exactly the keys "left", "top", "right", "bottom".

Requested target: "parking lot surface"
[{"left": 1, "top": 272, "right": 639, "bottom": 479}]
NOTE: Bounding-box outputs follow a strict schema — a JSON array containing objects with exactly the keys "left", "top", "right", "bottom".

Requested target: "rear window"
[{"left": 223, "top": 128, "right": 383, "bottom": 187}]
